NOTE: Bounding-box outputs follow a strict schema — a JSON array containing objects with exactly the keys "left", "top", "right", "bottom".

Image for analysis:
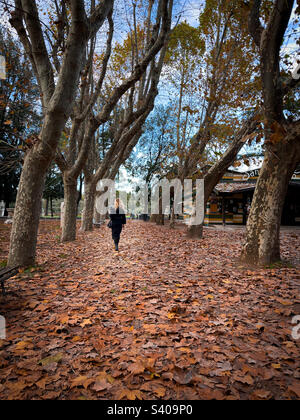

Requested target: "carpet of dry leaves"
[{"left": 0, "top": 220, "right": 299, "bottom": 400}]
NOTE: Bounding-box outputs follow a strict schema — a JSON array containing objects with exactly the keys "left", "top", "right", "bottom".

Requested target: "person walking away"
[{"left": 109, "top": 199, "right": 126, "bottom": 251}]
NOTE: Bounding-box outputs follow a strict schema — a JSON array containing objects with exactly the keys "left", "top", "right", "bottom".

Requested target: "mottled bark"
[
  {"left": 45, "top": 198, "right": 49, "bottom": 217},
  {"left": 170, "top": 206, "right": 175, "bottom": 229},
  {"left": 186, "top": 224, "right": 203, "bottom": 239},
  {"left": 7, "top": 0, "right": 113, "bottom": 266},
  {"left": 150, "top": 214, "right": 165, "bottom": 225},
  {"left": 241, "top": 0, "right": 299, "bottom": 265},
  {"left": 81, "top": 181, "right": 96, "bottom": 232},
  {"left": 58, "top": 1, "right": 172, "bottom": 239},
  {"left": 156, "top": 196, "right": 165, "bottom": 226},
  {"left": 94, "top": 207, "right": 101, "bottom": 224},
  {"left": 185, "top": 116, "right": 259, "bottom": 239},
  {"left": 241, "top": 133, "right": 300, "bottom": 266},
  {"left": 61, "top": 175, "right": 78, "bottom": 242},
  {"left": 8, "top": 149, "right": 48, "bottom": 267}
]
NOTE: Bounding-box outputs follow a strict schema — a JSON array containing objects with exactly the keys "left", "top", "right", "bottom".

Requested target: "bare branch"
[
  {"left": 10, "top": 0, "right": 55, "bottom": 107},
  {"left": 259, "top": 0, "right": 295, "bottom": 121},
  {"left": 204, "top": 114, "right": 261, "bottom": 203},
  {"left": 248, "top": 0, "right": 263, "bottom": 48},
  {"left": 95, "top": 0, "right": 173, "bottom": 126},
  {"left": 88, "top": 0, "right": 114, "bottom": 39}
]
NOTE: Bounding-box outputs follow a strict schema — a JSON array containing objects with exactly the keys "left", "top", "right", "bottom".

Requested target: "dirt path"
[{"left": 0, "top": 221, "right": 299, "bottom": 400}]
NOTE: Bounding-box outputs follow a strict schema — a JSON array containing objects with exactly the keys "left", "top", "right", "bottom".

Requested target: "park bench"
[{"left": 0, "top": 266, "right": 20, "bottom": 296}]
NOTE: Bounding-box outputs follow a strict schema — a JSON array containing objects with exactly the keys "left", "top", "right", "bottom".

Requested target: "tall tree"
[
  {"left": 55, "top": 4, "right": 114, "bottom": 242},
  {"left": 129, "top": 105, "right": 175, "bottom": 185},
  {"left": 0, "top": 25, "right": 40, "bottom": 209},
  {"left": 178, "top": 0, "right": 260, "bottom": 183},
  {"left": 152, "top": 0, "right": 262, "bottom": 234},
  {"left": 53, "top": 0, "right": 173, "bottom": 239},
  {"left": 7, "top": 0, "right": 114, "bottom": 267},
  {"left": 79, "top": 0, "right": 174, "bottom": 232},
  {"left": 43, "top": 165, "right": 64, "bottom": 217},
  {"left": 241, "top": 0, "right": 300, "bottom": 265}
]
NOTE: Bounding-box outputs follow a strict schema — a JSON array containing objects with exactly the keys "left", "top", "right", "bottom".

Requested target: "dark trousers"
[{"left": 112, "top": 226, "right": 122, "bottom": 250}]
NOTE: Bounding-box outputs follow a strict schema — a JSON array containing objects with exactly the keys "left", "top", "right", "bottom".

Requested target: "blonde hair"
[{"left": 115, "top": 198, "right": 124, "bottom": 209}]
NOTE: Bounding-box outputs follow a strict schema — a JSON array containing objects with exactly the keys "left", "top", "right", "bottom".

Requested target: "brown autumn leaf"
[
  {"left": 59, "top": 315, "right": 69, "bottom": 324},
  {"left": 288, "top": 384, "right": 300, "bottom": 399},
  {"left": 80, "top": 319, "right": 92, "bottom": 328},
  {"left": 70, "top": 376, "right": 94, "bottom": 389},
  {"left": 7, "top": 380, "right": 28, "bottom": 393},
  {"left": 198, "top": 388, "right": 225, "bottom": 400},
  {"left": 275, "top": 298, "right": 293, "bottom": 306},
  {"left": 92, "top": 379, "right": 112, "bottom": 392},
  {"left": 152, "top": 384, "right": 166, "bottom": 398},
  {"left": 41, "top": 391, "right": 62, "bottom": 400},
  {"left": 36, "top": 378, "right": 48, "bottom": 390},
  {"left": 14, "top": 340, "right": 33, "bottom": 352},
  {"left": 255, "top": 323, "right": 265, "bottom": 332},
  {"left": 140, "top": 382, "right": 166, "bottom": 398},
  {"left": 39, "top": 353, "right": 63, "bottom": 367},
  {"left": 95, "top": 372, "right": 115, "bottom": 384},
  {"left": 0, "top": 220, "right": 299, "bottom": 401},
  {"left": 250, "top": 390, "right": 273, "bottom": 400},
  {"left": 233, "top": 374, "right": 254, "bottom": 386},
  {"left": 143, "top": 324, "right": 157, "bottom": 334},
  {"left": 116, "top": 388, "right": 144, "bottom": 400},
  {"left": 128, "top": 361, "right": 145, "bottom": 375},
  {"left": 36, "top": 304, "right": 48, "bottom": 312},
  {"left": 173, "top": 368, "right": 195, "bottom": 385}
]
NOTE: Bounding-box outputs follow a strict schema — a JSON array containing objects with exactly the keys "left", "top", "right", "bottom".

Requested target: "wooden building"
[{"left": 204, "top": 167, "right": 300, "bottom": 226}]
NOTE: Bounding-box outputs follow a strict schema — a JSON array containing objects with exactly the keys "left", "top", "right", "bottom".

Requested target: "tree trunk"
[
  {"left": 241, "top": 137, "right": 300, "bottom": 266},
  {"left": 150, "top": 214, "right": 164, "bottom": 225},
  {"left": 50, "top": 197, "right": 53, "bottom": 217},
  {"left": 45, "top": 198, "right": 49, "bottom": 217},
  {"left": 170, "top": 206, "right": 175, "bottom": 229},
  {"left": 61, "top": 175, "right": 78, "bottom": 242},
  {"left": 8, "top": 151, "right": 48, "bottom": 267},
  {"left": 187, "top": 224, "right": 203, "bottom": 239},
  {"left": 184, "top": 117, "right": 259, "bottom": 240},
  {"left": 157, "top": 214, "right": 165, "bottom": 225},
  {"left": 77, "top": 175, "right": 84, "bottom": 217},
  {"left": 94, "top": 206, "right": 101, "bottom": 224},
  {"left": 157, "top": 194, "right": 165, "bottom": 225},
  {"left": 7, "top": 0, "right": 113, "bottom": 267},
  {"left": 81, "top": 181, "right": 96, "bottom": 232}
]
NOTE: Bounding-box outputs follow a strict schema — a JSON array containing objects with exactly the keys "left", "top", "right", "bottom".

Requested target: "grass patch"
[
  {"left": 24, "top": 266, "right": 38, "bottom": 273},
  {"left": 264, "top": 260, "right": 295, "bottom": 269}
]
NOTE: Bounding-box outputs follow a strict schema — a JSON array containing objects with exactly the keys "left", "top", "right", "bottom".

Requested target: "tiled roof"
[{"left": 214, "top": 183, "right": 255, "bottom": 193}]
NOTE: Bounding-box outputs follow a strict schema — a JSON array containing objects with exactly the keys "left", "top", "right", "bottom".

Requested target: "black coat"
[{"left": 109, "top": 207, "right": 126, "bottom": 240}]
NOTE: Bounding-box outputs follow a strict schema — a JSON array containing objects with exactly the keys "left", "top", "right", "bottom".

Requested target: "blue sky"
[{"left": 0, "top": 0, "right": 298, "bottom": 184}]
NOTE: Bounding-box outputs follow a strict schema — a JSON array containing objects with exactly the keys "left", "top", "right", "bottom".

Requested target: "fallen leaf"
[
  {"left": 116, "top": 388, "right": 144, "bottom": 400},
  {"left": 70, "top": 375, "right": 91, "bottom": 389},
  {"left": 92, "top": 379, "right": 112, "bottom": 392},
  {"left": 251, "top": 390, "right": 272, "bottom": 400},
  {"left": 271, "top": 364, "right": 281, "bottom": 370},
  {"left": 39, "top": 353, "right": 63, "bottom": 367},
  {"left": 128, "top": 362, "right": 145, "bottom": 375},
  {"left": 80, "top": 319, "right": 92, "bottom": 328},
  {"left": 173, "top": 368, "right": 194, "bottom": 385},
  {"left": 276, "top": 298, "right": 293, "bottom": 306},
  {"left": 14, "top": 340, "right": 33, "bottom": 351},
  {"left": 288, "top": 385, "right": 300, "bottom": 398}
]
